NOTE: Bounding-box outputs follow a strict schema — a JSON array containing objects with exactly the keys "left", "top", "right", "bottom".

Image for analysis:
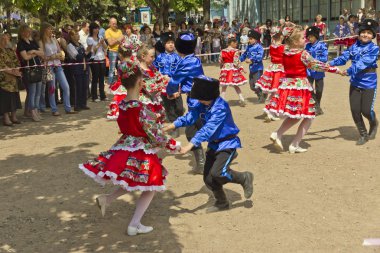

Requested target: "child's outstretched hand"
[
  {"left": 245, "top": 59, "right": 252, "bottom": 64},
  {"left": 163, "top": 123, "right": 175, "bottom": 133},
  {"left": 180, "top": 143, "right": 194, "bottom": 154},
  {"left": 340, "top": 70, "right": 349, "bottom": 76}
]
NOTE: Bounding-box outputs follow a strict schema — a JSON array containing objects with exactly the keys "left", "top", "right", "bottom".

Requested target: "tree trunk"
[
  {"left": 38, "top": 4, "right": 49, "bottom": 23},
  {"left": 203, "top": 0, "right": 211, "bottom": 24}
]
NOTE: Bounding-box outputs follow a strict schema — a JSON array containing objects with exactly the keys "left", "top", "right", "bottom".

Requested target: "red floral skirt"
[
  {"left": 219, "top": 68, "right": 247, "bottom": 86},
  {"left": 264, "top": 87, "right": 316, "bottom": 119},
  {"left": 255, "top": 70, "right": 285, "bottom": 93},
  {"left": 79, "top": 149, "right": 167, "bottom": 191}
]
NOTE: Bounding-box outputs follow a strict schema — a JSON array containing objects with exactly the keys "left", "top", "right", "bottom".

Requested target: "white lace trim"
[
  {"left": 110, "top": 144, "right": 160, "bottom": 154},
  {"left": 79, "top": 164, "right": 166, "bottom": 192},
  {"left": 255, "top": 84, "right": 278, "bottom": 93},
  {"left": 221, "top": 66, "right": 244, "bottom": 71},
  {"left": 220, "top": 80, "right": 247, "bottom": 86},
  {"left": 263, "top": 108, "right": 316, "bottom": 119},
  {"left": 106, "top": 115, "right": 118, "bottom": 120},
  {"left": 111, "top": 91, "right": 127, "bottom": 95}
]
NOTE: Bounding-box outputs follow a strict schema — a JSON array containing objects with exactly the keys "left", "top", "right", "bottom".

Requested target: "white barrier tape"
[{"left": 0, "top": 34, "right": 369, "bottom": 72}]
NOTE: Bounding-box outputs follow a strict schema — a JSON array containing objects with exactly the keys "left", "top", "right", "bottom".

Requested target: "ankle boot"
[
  {"left": 192, "top": 148, "right": 205, "bottom": 175},
  {"left": 231, "top": 171, "right": 254, "bottom": 199},
  {"left": 206, "top": 188, "right": 230, "bottom": 213},
  {"left": 369, "top": 118, "right": 378, "bottom": 140},
  {"left": 355, "top": 122, "right": 369, "bottom": 145}
]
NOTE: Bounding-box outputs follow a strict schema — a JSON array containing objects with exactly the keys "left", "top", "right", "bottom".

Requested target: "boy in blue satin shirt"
[
  {"left": 240, "top": 29, "right": 265, "bottom": 102},
  {"left": 164, "top": 75, "right": 254, "bottom": 213},
  {"left": 329, "top": 19, "right": 379, "bottom": 145},
  {"left": 153, "top": 32, "right": 184, "bottom": 134},
  {"left": 305, "top": 26, "right": 329, "bottom": 115}
]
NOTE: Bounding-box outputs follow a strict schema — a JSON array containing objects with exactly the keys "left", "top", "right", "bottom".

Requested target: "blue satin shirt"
[
  {"left": 329, "top": 40, "right": 379, "bottom": 89},
  {"left": 153, "top": 51, "right": 181, "bottom": 77},
  {"left": 305, "top": 40, "right": 328, "bottom": 80},
  {"left": 174, "top": 97, "right": 242, "bottom": 151},
  {"left": 239, "top": 42, "right": 264, "bottom": 72}
]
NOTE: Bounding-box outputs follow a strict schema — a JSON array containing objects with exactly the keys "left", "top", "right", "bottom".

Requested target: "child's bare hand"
[
  {"left": 180, "top": 144, "right": 194, "bottom": 154},
  {"left": 245, "top": 59, "right": 252, "bottom": 64}
]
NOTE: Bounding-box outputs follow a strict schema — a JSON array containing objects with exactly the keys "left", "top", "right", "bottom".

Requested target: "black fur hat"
[
  {"left": 175, "top": 32, "right": 196, "bottom": 55},
  {"left": 306, "top": 26, "right": 320, "bottom": 39},
  {"left": 154, "top": 40, "right": 165, "bottom": 54},
  {"left": 161, "top": 31, "right": 175, "bottom": 45},
  {"left": 190, "top": 75, "right": 220, "bottom": 101},
  {"left": 248, "top": 29, "right": 261, "bottom": 41},
  {"left": 359, "top": 19, "right": 379, "bottom": 38}
]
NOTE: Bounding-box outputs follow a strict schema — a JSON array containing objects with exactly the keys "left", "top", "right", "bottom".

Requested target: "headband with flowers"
[
  {"left": 119, "top": 60, "right": 140, "bottom": 79},
  {"left": 282, "top": 26, "right": 295, "bottom": 39},
  {"left": 227, "top": 33, "right": 236, "bottom": 39},
  {"left": 120, "top": 39, "right": 142, "bottom": 53}
]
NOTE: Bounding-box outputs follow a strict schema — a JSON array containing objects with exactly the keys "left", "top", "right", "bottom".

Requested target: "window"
[
  {"left": 286, "top": 0, "right": 293, "bottom": 21},
  {"left": 310, "top": 0, "right": 319, "bottom": 23},
  {"left": 261, "top": 0, "right": 267, "bottom": 24},
  {"left": 273, "top": 0, "right": 279, "bottom": 22},
  {"left": 293, "top": 0, "right": 301, "bottom": 23},
  {"left": 303, "top": 0, "right": 311, "bottom": 22},
  {"left": 319, "top": 0, "right": 328, "bottom": 19},
  {"left": 279, "top": 0, "right": 286, "bottom": 20},
  {"left": 331, "top": 0, "right": 341, "bottom": 20}
]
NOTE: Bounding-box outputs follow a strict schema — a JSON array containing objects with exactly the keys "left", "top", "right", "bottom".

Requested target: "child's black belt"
[
  {"left": 211, "top": 134, "right": 237, "bottom": 143},
  {"left": 362, "top": 68, "right": 377, "bottom": 73}
]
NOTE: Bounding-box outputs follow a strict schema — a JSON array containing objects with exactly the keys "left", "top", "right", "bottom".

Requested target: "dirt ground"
[{"left": 1, "top": 62, "right": 380, "bottom": 253}]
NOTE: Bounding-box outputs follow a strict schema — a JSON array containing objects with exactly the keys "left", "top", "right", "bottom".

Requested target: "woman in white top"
[
  {"left": 40, "top": 22, "right": 76, "bottom": 115},
  {"left": 87, "top": 22, "right": 108, "bottom": 102}
]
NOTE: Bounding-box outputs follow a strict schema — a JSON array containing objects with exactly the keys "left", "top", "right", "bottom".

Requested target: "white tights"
[
  {"left": 105, "top": 187, "right": 155, "bottom": 227},
  {"left": 276, "top": 117, "right": 314, "bottom": 146},
  {"left": 220, "top": 86, "right": 244, "bottom": 101}
]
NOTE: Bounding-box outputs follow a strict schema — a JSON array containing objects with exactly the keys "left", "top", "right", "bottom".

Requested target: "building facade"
[{"left": 228, "top": 0, "right": 380, "bottom": 31}]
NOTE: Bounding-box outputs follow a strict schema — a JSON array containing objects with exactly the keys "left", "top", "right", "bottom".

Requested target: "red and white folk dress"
[
  {"left": 140, "top": 65, "right": 168, "bottom": 124},
  {"left": 80, "top": 100, "right": 180, "bottom": 191},
  {"left": 264, "top": 49, "right": 338, "bottom": 119},
  {"left": 107, "top": 58, "right": 137, "bottom": 120},
  {"left": 219, "top": 48, "right": 247, "bottom": 86},
  {"left": 255, "top": 44, "right": 285, "bottom": 93}
]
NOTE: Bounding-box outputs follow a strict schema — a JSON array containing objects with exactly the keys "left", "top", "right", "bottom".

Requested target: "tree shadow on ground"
[
  {"left": 305, "top": 126, "right": 358, "bottom": 142},
  {"left": 0, "top": 102, "right": 110, "bottom": 140},
  {"left": 0, "top": 144, "right": 183, "bottom": 253}
]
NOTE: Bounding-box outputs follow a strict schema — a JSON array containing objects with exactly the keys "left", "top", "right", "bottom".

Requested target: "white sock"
[
  {"left": 220, "top": 92, "right": 226, "bottom": 99},
  {"left": 238, "top": 93, "right": 244, "bottom": 101}
]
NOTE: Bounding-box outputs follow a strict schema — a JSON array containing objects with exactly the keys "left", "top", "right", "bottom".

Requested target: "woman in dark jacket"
[{"left": 66, "top": 30, "right": 91, "bottom": 111}]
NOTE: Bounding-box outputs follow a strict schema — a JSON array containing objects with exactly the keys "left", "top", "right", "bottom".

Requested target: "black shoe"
[
  {"left": 369, "top": 119, "right": 378, "bottom": 140},
  {"left": 316, "top": 107, "right": 324, "bottom": 116},
  {"left": 206, "top": 189, "right": 230, "bottom": 213},
  {"left": 81, "top": 106, "right": 91, "bottom": 110},
  {"left": 355, "top": 122, "right": 369, "bottom": 145},
  {"left": 356, "top": 136, "right": 369, "bottom": 145},
  {"left": 242, "top": 172, "right": 254, "bottom": 199},
  {"left": 74, "top": 107, "right": 82, "bottom": 112}
]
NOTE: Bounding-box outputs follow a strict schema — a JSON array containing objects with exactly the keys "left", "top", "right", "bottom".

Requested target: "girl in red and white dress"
[
  {"left": 255, "top": 32, "right": 285, "bottom": 121},
  {"left": 79, "top": 61, "right": 180, "bottom": 236},
  {"left": 137, "top": 45, "right": 168, "bottom": 124},
  {"left": 107, "top": 40, "right": 140, "bottom": 120},
  {"left": 219, "top": 34, "right": 247, "bottom": 106},
  {"left": 264, "top": 26, "right": 340, "bottom": 153}
]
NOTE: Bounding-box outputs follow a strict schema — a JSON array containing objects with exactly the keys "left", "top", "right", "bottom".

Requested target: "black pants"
[
  {"left": 263, "top": 38, "right": 271, "bottom": 58},
  {"left": 161, "top": 95, "right": 184, "bottom": 122},
  {"left": 74, "top": 71, "right": 89, "bottom": 109},
  {"left": 64, "top": 65, "right": 75, "bottom": 106},
  {"left": 349, "top": 86, "right": 377, "bottom": 125},
  {"left": 185, "top": 118, "right": 203, "bottom": 151},
  {"left": 204, "top": 148, "right": 245, "bottom": 191},
  {"left": 308, "top": 77, "right": 324, "bottom": 107},
  {"left": 90, "top": 61, "right": 106, "bottom": 100},
  {"left": 249, "top": 70, "right": 263, "bottom": 96}
]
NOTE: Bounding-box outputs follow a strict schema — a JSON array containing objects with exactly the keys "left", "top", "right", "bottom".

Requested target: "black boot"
[
  {"left": 192, "top": 148, "right": 205, "bottom": 175},
  {"left": 206, "top": 188, "right": 230, "bottom": 213},
  {"left": 231, "top": 171, "right": 254, "bottom": 199},
  {"left": 313, "top": 93, "right": 324, "bottom": 116},
  {"left": 369, "top": 118, "right": 378, "bottom": 140},
  {"left": 356, "top": 122, "right": 369, "bottom": 145}
]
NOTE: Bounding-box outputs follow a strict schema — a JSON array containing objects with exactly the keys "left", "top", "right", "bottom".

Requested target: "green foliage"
[{"left": 171, "top": 0, "right": 202, "bottom": 13}]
